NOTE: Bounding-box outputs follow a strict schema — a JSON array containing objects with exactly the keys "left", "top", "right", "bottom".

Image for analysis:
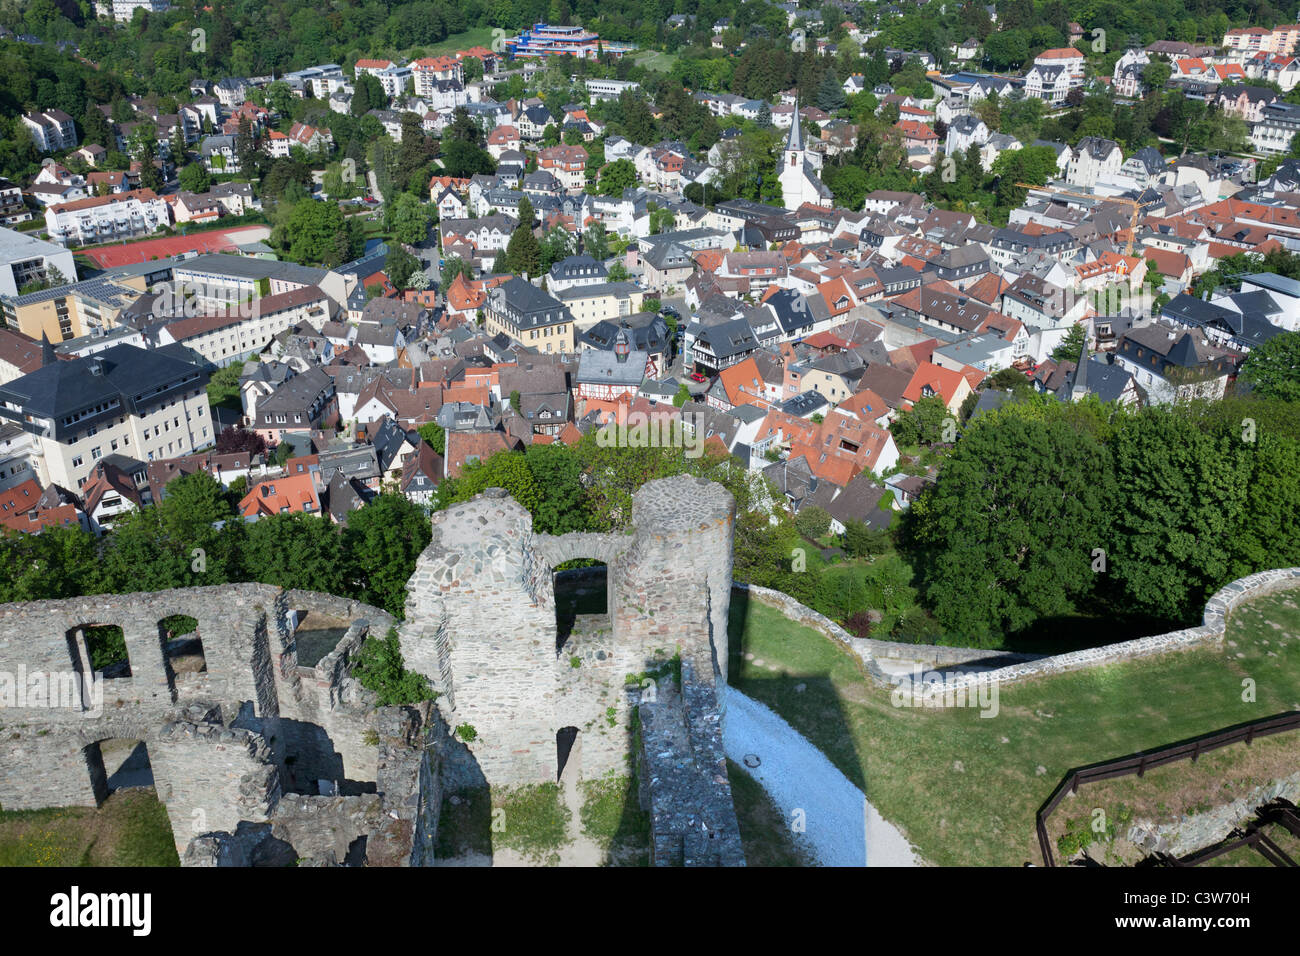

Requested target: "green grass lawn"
[
  {"left": 0, "top": 790, "right": 178, "bottom": 867},
  {"left": 579, "top": 772, "right": 649, "bottom": 865},
  {"left": 632, "top": 50, "right": 678, "bottom": 72},
  {"left": 727, "top": 586, "right": 1300, "bottom": 866},
  {"left": 403, "top": 27, "right": 498, "bottom": 58}
]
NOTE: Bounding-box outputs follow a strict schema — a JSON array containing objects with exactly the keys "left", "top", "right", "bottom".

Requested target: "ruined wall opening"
[
  {"left": 67, "top": 624, "right": 131, "bottom": 679},
  {"left": 158, "top": 614, "right": 206, "bottom": 696},
  {"left": 553, "top": 561, "right": 609, "bottom": 655},
  {"left": 289, "top": 608, "right": 353, "bottom": 668},
  {"left": 556, "top": 726, "right": 580, "bottom": 783},
  {"left": 84, "top": 738, "right": 155, "bottom": 804}
]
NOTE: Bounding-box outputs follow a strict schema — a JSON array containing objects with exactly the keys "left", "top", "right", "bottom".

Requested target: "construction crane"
[{"left": 1015, "top": 183, "right": 1160, "bottom": 257}]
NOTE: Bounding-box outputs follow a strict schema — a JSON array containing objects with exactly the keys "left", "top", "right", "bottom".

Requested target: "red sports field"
[{"left": 79, "top": 225, "right": 271, "bottom": 269}]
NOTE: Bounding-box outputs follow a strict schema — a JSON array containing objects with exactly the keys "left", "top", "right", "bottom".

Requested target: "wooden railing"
[{"left": 1036, "top": 711, "right": 1300, "bottom": 866}]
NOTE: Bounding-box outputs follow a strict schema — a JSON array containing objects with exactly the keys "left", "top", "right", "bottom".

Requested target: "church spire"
[
  {"left": 39, "top": 331, "right": 55, "bottom": 367},
  {"left": 786, "top": 98, "right": 803, "bottom": 153}
]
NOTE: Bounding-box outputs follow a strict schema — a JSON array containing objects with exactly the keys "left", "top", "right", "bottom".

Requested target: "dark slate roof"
[
  {"left": 1073, "top": 356, "right": 1135, "bottom": 404},
  {"left": 576, "top": 348, "right": 647, "bottom": 387},
  {"left": 548, "top": 254, "right": 607, "bottom": 283},
  {"left": 580, "top": 312, "right": 670, "bottom": 354},
  {"left": 826, "top": 473, "right": 892, "bottom": 529},
  {"left": 694, "top": 317, "right": 759, "bottom": 360},
  {"left": 0, "top": 344, "right": 208, "bottom": 442},
  {"left": 781, "top": 390, "right": 829, "bottom": 417}
]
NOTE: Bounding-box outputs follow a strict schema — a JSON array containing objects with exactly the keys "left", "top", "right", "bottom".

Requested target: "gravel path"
[{"left": 723, "top": 687, "right": 920, "bottom": 867}]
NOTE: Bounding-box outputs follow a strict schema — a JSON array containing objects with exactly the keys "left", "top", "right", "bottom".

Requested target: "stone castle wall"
[
  {"left": 399, "top": 476, "right": 737, "bottom": 792},
  {"left": 0, "top": 583, "right": 408, "bottom": 862},
  {"left": 1, "top": 477, "right": 748, "bottom": 866},
  {"left": 739, "top": 567, "right": 1300, "bottom": 698}
]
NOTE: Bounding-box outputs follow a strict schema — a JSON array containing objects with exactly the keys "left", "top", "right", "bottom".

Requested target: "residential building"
[
  {"left": 44, "top": 188, "right": 171, "bottom": 246},
  {"left": 484, "top": 277, "right": 576, "bottom": 354},
  {"left": 21, "top": 110, "right": 77, "bottom": 153},
  {"left": 0, "top": 343, "right": 212, "bottom": 490}
]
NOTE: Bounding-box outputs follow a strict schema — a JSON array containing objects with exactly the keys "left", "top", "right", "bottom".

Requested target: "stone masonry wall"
[
  {"left": 150, "top": 720, "right": 282, "bottom": 852},
  {"left": 0, "top": 583, "right": 404, "bottom": 862},
  {"left": 638, "top": 659, "right": 746, "bottom": 867},
  {"left": 400, "top": 477, "right": 736, "bottom": 792},
  {"left": 739, "top": 567, "right": 1300, "bottom": 700}
]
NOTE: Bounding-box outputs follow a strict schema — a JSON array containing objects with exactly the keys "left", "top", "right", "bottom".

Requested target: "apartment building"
[
  {"left": 159, "top": 286, "right": 334, "bottom": 366},
  {"left": 0, "top": 343, "right": 212, "bottom": 490},
  {"left": 44, "top": 189, "right": 171, "bottom": 246},
  {"left": 537, "top": 144, "right": 588, "bottom": 192},
  {"left": 553, "top": 281, "right": 644, "bottom": 332},
  {"left": 484, "top": 277, "right": 577, "bottom": 354},
  {"left": 0, "top": 228, "right": 78, "bottom": 299},
  {"left": 412, "top": 56, "right": 463, "bottom": 98},
  {"left": 21, "top": 110, "right": 78, "bottom": 154}
]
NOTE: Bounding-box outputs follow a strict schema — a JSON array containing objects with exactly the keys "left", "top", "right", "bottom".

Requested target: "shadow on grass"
[
  {"left": 580, "top": 772, "right": 650, "bottom": 866},
  {"left": 726, "top": 759, "right": 812, "bottom": 866},
  {"left": 434, "top": 786, "right": 493, "bottom": 859},
  {"left": 728, "top": 587, "right": 867, "bottom": 793},
  {"left": 1001, "top": 609, "right": 1186, "bottom": 656}
]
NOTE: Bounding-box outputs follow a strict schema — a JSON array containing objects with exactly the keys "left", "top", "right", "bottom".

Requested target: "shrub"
[
  {"left": 794, "top": 505, "right": 831, "bottom": 540},
  {"left": 351, "top": 628, "right": 433, "bottom": 705},
  {"left": 842, "top": 520, "right": 891, "bottom": 558},
  {"left": 843, "top": 610, "right": 874, "bottom": 638}
]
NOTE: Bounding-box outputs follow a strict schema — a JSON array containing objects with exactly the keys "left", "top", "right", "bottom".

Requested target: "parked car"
[{"left": 689, "top": 371, "right": 706, "bottom": 383}]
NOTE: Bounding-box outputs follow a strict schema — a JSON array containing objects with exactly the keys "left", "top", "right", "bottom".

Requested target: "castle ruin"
[{"left": 0, "top": 475, "right": 746, "bottom": 866}]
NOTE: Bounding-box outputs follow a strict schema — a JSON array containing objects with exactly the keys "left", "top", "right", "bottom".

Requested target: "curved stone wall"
[{"left": 738, "top": 567, "right": 1300, "bottom": 696}]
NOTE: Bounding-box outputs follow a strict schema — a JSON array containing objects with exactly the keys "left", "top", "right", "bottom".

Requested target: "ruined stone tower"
[{"left": 399, "top": 474, "right": 736, "bottom": 789}]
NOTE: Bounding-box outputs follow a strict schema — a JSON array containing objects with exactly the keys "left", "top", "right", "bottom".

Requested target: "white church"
[{"left": 779, "top": 103, "right": 833, "bottom": 210}]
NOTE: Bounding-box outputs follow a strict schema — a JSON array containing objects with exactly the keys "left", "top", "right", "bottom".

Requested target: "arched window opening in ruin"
[
  {"left": 84, "top": 738, "right": 155, "bottom": 804},
  {"left": 68, "top": 624, "right": 131, "bottom": 679},
  {"left": 158, "top": 614, "right": 206, "bottom": 697},
  {"left": 556, "top": 726, "right": 579, "bottom": 783},
  {"left": 553, "top": 560, "right": 609, "bottom": 655}
]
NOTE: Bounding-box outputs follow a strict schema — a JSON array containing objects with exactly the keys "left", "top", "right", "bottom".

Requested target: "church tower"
[{"left": 780, "top": 100, "right": 831, "bottom": 210}]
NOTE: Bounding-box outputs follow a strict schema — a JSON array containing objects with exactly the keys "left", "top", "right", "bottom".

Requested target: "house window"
[{"left": 91, "top": 447, "right": 102, "bottom": 460}]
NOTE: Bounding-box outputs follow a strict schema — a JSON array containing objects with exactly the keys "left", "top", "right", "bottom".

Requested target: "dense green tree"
[
  {"left": 437, "top": 450, "right": 542, "bottom": 513},
  {"left": 1240, "top": 331, "right": 1300, "bottom": 403},
  {"left": 279, "top": 199, "right": 361, "bottom": 266},
  {"left": 598, "top": 158, "right": 637, "bottom": 196},
  {"left": 385, "top": 247, "right": 422, "bottom": 290},
  {"left": 417, "top": 422, "right": 446, "bottom": 455},
  {"left": 905, "top": 409, "right": 1115, "bottom": 646},
  {"left": 0, "top": 525, "right": 103, "bottom": 603},
  {"left": 1051, "top": 323, "right": 1088, "bottom": 363},
  {"left": 524, "top": 443, "right": 590, "bottom": 535},
  {"left": 341, "top": 494, "right": 433, "bottom": 616},
  {"left": 439, "top": 138, "right": 495, "bottom": 178},
  {"left": 890, "top": 395, "right": 953, "bottom": 447},
  {"left": 385, "top": 192, "right": 432, "bottom": 246},
  {"left": 1106, "top": 410, "right": 1250, "bottom": 623},
  {"left": 795, "top": 505, "right": 832, "bottom": 539},
  {"left": 178, "top": 162, "right": 211, "bottom": 194},
  {"left": 243, "top": 513, "right": 345, "bottom": 595},
  {"left": 816, "top": 69, "right": 847, "bottom": 112}
]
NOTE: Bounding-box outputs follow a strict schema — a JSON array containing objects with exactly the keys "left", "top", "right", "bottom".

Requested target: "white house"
[{"left": 1066, "top": 137, "right": 1124, "bottom": 187}]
